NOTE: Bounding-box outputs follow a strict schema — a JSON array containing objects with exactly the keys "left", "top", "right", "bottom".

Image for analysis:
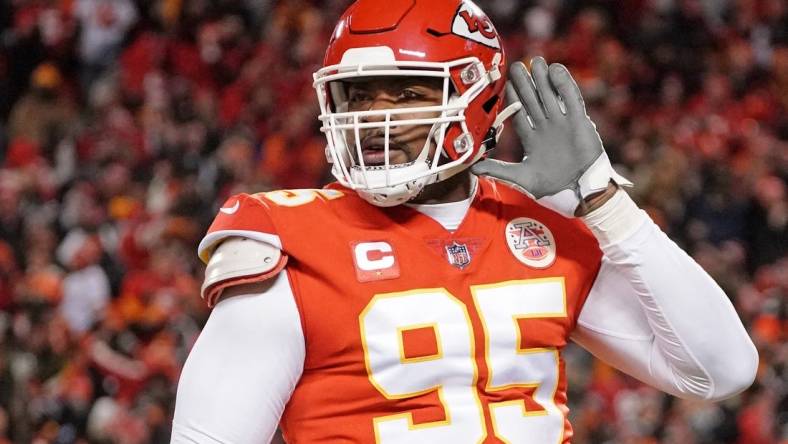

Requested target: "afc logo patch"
[
  {"left": 451, "top": 2, "right": 500, "bottom": 49},
  {"left": 351, "top": 241, "right": 400, "bottom": 282},
  {"left": 505, "top": 217, "right": 557, "bottom": 269}
]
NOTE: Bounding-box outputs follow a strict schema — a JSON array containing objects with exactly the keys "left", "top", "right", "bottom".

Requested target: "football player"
[{"left": 172, "top": 1, "right": 758, "bottom": 443}]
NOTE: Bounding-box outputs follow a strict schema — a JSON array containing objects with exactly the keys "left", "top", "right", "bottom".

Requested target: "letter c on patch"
[{"left": 354, "top": 242, "right": 394, "bottom": 271}]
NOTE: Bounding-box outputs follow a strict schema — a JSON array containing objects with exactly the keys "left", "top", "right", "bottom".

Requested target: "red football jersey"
[{"left": 199, "top": 178, "right": 603, "bottom": 443}]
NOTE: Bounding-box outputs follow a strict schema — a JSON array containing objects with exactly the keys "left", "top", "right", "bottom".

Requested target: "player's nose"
[{"left": 361, "top": 93, "right": 397, "bottom": 123}]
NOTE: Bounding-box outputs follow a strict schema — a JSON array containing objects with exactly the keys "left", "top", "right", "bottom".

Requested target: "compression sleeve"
[
  {"left": 572, "top": 190, "right": 758, "bottom": 401},
  {"left": 171, "top": 271, "right": 305, "bottom": 443}
]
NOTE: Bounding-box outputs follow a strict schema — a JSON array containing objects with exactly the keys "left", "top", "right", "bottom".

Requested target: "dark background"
[{"left": 0, "top": 0, "right": 785, "bottom": 442}]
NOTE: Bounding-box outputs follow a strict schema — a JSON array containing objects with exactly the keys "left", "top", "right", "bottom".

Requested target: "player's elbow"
[{"left": 704, "top": 338, "right": 759, "bottom": 402}]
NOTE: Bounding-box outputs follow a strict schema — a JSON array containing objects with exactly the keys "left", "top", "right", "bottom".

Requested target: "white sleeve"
[
  {"left": 171, "top": 271, "right": 305, "bottom": 443},
  {"left": 571, "top": 190, "right": 758, "bottom": 401}
]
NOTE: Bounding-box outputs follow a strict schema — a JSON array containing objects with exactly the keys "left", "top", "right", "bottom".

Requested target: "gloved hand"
[{"left": 471, "top": 57, "right": 631, "bottom": 218}]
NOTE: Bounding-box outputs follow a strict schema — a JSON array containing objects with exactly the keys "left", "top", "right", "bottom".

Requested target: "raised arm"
[
  {"left": 470, "top": 58, "right": 757, "bottom": 401},
  {"left": 572, "top": 189, "right": 757, "bottom": 401}
]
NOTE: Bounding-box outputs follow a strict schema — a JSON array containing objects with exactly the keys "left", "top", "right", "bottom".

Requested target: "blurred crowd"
[{"left": 0, "top": 0, "right": 785, "bottom": 442}]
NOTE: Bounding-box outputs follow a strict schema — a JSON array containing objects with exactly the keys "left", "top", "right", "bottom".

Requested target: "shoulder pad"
[
  {"left": 201, "top": 237, "right": 287, "bottom": 307},
  {"left": 199, "top": 193, "right": 280, "bottom": 263}
]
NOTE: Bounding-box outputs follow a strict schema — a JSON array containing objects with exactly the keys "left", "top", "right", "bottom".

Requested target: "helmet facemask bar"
[
  {"left": 350, "top": 77, "right": 451, "bottom": 189},
  {"left": 314, "top": 58, "right": 493, "bottom": 193}
]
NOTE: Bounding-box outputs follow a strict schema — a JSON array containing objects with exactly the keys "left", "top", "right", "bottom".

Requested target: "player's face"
[{"left": 345, "top": 77, "right": 443, "bottom": 166}]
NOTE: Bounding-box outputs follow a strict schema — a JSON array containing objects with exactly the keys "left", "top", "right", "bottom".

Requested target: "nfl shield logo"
[{"left": 445, "top": 242, "right": 471, "bottom": 269}]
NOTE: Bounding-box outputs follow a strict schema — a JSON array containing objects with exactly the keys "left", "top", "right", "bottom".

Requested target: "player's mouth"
[{"left": 360, "top": 137, "right": 409, "bottom": 166}]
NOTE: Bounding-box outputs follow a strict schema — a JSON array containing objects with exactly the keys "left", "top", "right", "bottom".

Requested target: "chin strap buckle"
[{"left": 488, "top": 53, "right": 503, "bottom": 82}]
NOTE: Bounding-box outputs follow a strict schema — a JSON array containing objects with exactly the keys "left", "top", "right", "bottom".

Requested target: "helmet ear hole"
[{"left": 482, "top": 94, "right": 499, "bottom": 114}]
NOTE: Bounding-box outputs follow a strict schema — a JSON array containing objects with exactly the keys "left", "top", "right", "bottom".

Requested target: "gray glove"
[{"left": 472, "top": 57, "right": 630, "bottom": 217}]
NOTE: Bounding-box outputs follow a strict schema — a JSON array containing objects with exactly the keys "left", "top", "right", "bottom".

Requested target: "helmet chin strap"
[
  {"left": 492, "top": 101, "right": 523, "bottom": 141},
  {"left": 355, "top": 174, "right": 430, "bottom": 207}
]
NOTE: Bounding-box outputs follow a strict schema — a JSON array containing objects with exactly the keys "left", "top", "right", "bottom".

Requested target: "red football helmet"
[{"left": 313, "top": 0, "right": 519, "bottom": 206}]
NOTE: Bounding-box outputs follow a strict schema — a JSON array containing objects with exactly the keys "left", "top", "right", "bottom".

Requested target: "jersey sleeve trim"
[{"left": 198, "top": 230, "right": 284, "bottom": 263}]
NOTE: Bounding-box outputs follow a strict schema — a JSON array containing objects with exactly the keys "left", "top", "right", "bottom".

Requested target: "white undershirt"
[
  {"left": 405, "top": 197, "right": 473, "bottom": 231},
  {"left": 404, "top": 176, "right": 477, "bottom": 231},
  {"left": 172, "top": 190, "right": 758, "bottom": 444}
]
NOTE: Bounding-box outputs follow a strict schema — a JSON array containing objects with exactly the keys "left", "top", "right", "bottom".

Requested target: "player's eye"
[
  {"left": 398, "top": 88, "right": 423, "bottom": 100},
  {"left": 348, "top": 90, "right": 372, "bottom": 103}
]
